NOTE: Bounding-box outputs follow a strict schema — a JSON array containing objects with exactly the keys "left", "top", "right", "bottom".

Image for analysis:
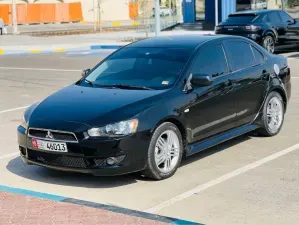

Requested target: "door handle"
[
  {"left": 224, "top": 79, "right": 233, "bottom": 87},
  {"left": 222, "top": 79, "right": 237, "bottom": 94},
  {"left": 224, "top": 79, "right": 235, "bottom": 87}
]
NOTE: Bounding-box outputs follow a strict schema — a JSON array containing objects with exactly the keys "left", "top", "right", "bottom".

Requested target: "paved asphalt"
[{"left": 1, "top": 50, "right": 299, "bottom": 224}]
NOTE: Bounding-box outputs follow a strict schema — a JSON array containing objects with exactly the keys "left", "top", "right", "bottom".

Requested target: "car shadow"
[
  {"left": 180, "top": 133, "right": 252, "bottom": 167},
  {"left": 6, "top": 132, "right": 260, "bottom": 187},
  {"left": 285, "top": 53, "right": 299, "bottom": 58},
  {"left": 6, "top": 157, "right": 140, "bottom": 188}
]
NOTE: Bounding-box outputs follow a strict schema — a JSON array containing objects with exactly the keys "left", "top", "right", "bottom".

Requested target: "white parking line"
[
  {"left": 145, "top": 143, "right": 299, "bottom": 213},
  {"left": 0, "top": 152, "right": 19, "bottom": 160},
  {"left": 0, "top": 106, "right": 29, "bottom": 114},
  {"left": 0, "top": 67, "right": 80, "bottom": 72}
]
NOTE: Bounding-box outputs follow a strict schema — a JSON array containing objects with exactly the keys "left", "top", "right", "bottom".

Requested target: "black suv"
[{"left": 215, "top": 10, "right": 299, "bottom": 53}]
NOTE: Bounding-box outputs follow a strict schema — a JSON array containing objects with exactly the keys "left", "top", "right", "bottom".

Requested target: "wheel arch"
[
  {"left": 269, "top": 86, "right": 288, "bottom": 112},
  {"left": 263, "top": 29, "right": 278, "bottom": 42},
  {"left": 153, "top": 117, "right": 188, "bottom": 156}
]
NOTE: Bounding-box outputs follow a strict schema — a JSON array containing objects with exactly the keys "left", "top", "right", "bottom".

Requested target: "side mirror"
[
  {"left": 81, "top": 68, "right": 90, "bottom": 77},
  {"left": 191, "top": 74, "right": 212, "bottom": 87},
  {"left": 287, "top": 19, "right": 295, "bottom": 25}
]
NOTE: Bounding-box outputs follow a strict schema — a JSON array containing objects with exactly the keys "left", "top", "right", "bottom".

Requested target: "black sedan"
[
  {"left": 215, "top": 9, "right": 299, "bottom": 53},
  {"left": 18, "top": 35, "right": 291, "bottom": 180}
]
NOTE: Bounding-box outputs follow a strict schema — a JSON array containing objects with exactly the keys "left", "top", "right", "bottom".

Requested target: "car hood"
[{"left": 28, "top": 84, "right": 168, "bottom": 131}]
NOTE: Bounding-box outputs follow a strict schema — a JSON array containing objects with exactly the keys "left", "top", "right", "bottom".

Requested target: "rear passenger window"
[
  {"left": 268, "top": 12, "right": 282, "bottom": 24},
  {"left": 251, "top": 46, "right": 264, "bottom": 64},
  {"left": 224, "top": 41, "right": 255, "bottom": 71},
  {"left": 192, "top": 44, "right": 228, "bottom": 78}
]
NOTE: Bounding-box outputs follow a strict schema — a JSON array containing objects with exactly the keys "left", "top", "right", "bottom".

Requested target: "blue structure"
[{"left": 182, "top": 0, "right": 237, "bottom": 29}]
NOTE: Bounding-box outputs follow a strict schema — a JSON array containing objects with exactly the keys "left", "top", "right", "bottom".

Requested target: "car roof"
[
  {"left": 126, "top": 35, "right": 234, "bottom": 49},
  {"left": 229, "top": 9, "right": 281, "bottom": 16}
]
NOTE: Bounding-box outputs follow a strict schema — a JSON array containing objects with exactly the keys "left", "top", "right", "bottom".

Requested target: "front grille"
[
  {"left": 29, "top": 129, "right": 77, "bottom": 142},
  {"left": 27, "top": 149, "right": 87, "bottom": 168}
]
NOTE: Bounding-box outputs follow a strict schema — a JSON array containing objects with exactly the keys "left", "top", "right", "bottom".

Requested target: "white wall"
[
  {"left": 79, "top": 0, "right": 130, "bottom": 22},
  {"left": 0, "top": 0, "right": 131, "bottom": 22}
]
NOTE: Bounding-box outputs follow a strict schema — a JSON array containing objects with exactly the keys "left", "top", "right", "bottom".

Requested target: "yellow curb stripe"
[
  {"left": 132, "top": 21, "right": 139, "bottom": 26},
  {"left": 29, "top": 49, "right": 41, "bottom": 53},
  {"left": 112, "top": 21, "right": 121, "bottom": 27},
  {"left": 54, "top": 48, "right": 66, "bottom": 53},
  {"left": 0, "top": 49, "right": 4, "bottom": 54}
]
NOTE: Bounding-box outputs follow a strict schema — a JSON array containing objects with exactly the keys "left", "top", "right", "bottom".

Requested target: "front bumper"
[{"left": 17, "top": 125, "right": 149, "bottom": 176}]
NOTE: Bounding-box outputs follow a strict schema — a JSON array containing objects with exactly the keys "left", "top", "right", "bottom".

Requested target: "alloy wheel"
[
  {"left": 264, "top": 36, "right": 275, "bottom": 54},
  {"left": 154, "top": 130, "right": 180, "bottom": 173},
  {"left": 267, "top": 96, "right": 283, "bottom": 133}
]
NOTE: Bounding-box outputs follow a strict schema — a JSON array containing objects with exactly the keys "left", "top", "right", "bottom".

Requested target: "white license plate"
[{"left": 32, "top": 138, "right": 68, "bottom": 152}]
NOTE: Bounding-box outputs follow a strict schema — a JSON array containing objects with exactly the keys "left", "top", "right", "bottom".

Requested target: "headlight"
[
  {"left": 21, "top": 114, "right": 28, "bottom": 129},
  {"left": 215, "top": 26, "right": 222, "bottom": 31},
  {"left": 87, "top": 119, "right": 138, "bottom": 137}
]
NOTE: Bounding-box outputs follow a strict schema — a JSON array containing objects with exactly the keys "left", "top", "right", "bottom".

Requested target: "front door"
[
  {"left": 184, "top": 43, "right": 238, "bottom": 144},
  {"left": 279, "top": 11, "right": 299, "bottom": 44},
  {"left": 267, "top": 11, "right": 287, "bottom": 44}
]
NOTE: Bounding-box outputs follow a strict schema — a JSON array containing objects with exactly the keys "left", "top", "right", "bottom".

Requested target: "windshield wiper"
[
  {"left": 100, "top": 84, "right": 153, "bottom": 90},
  {"left": 84, "top": 79, "right": 94, "bottom": 87}
]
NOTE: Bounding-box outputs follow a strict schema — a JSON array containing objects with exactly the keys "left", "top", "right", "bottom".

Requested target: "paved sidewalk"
[
  {"left": 0, "top": 30, "right": 214, "bottom": 55},
  {"left": 0, "top": 191, "right": 165, "bottom": 225},
  {"left": 0, "top": 186, "right": 199, "bottom": 225}
]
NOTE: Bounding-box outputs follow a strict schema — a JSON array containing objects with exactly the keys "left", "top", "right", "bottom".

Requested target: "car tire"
[
  {"left": 262, "top": 35, "right": 275, "bottom": 54},
  {"left": 257, "top": 91, "right": 285, "bottom": 137},
  {"left": 142, "top": 122, "right": 183, "bottom": 180}
]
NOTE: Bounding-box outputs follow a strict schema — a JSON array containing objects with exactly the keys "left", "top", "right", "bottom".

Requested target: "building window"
[
  {"left": 284, "top": 0, "right": 299, "bottom": 18},
  {"left": 196, "top": 0, "right": 205, "bottom": 20},
  {"left": 237, "top": 0, "right": 252, "bottom": 11},
  {"left": 236, "top": 0, "right": 282, "bottom": 12}
]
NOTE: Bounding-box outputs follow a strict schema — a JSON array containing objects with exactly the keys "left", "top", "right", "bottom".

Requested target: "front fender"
[{"left": 137, "top": 91, "right": 192, "bottom": 137}]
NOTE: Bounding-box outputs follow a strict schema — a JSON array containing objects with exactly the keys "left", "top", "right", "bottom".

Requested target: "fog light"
[
  {"left": 19, "top": 146, "right": 26, "bottom": 156},
  {"left": 106, "top": 157, "right": 117, "bottom": 166}
]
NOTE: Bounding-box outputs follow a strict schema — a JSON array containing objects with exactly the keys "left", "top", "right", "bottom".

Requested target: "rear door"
[{"left": 223, "top": 40, "right": 268, "bottom": 126}]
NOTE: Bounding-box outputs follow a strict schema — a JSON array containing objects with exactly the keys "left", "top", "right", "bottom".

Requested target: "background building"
[
  {"left": 0, "top": 0, "right": 297, "bottom": 30},
  {"left": 183, "top": 0, "right": 297, "bottom": 30}
]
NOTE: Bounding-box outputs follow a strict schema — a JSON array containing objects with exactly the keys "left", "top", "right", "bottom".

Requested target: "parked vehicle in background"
[
  {"left": 215, "top": 10, "right": 299, "bottom": 53},
  {"left": 152, "top": 7, "right": 172, "bottom": 17},
  {"left": 0, "top": 18, "right": 4, "bottom": 35},
  {"left": 18, "top": 35, "right": 291, "bottom": 180}
]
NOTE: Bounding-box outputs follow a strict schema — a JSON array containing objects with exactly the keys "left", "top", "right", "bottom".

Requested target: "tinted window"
[
  {"left": 251, "top": 46, "right": 264, "bottom": 64},
  {"left": 84, "top": 47, "right": 192, "bottom": 90},
  {"left": 262, "top": 14, "right": 270, "bottom": 23},
  {"left": 192, "top": 44, "right": 228, "bottom": 78},
  {"left": 225, "top": 15, "right": 256, "bottom": 23},
  {"left": 268, "top": 12, "right": 282, "bottom": 24},
  {"left": 279, "top": 11, "right": 293, "bottom": 23},
  {"left": 224, "top": 41, "right": 255, "bottom": 71}
]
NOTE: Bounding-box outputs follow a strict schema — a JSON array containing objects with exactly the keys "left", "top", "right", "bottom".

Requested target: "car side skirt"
[{"left": 187, "top": 123, "right": 259, "bottom": 157}]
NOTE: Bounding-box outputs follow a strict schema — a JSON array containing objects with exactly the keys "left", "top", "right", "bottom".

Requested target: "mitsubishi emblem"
[{"left": 46, "top": 131, "right": 54, "bottom": 139}]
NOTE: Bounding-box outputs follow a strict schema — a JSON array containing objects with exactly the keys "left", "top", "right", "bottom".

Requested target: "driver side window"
[{"left": 191, "top": 44, "right": 228, "bottom": 78}]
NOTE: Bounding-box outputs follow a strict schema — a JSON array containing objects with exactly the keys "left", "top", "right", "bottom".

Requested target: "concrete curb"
[{"left": 0, "top": 44, "right": 126, "bottom": 55}]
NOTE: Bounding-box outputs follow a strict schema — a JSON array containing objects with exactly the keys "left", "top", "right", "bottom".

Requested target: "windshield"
[{"left": 83, "top": 47, "right": 192, "bottom": 90}]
